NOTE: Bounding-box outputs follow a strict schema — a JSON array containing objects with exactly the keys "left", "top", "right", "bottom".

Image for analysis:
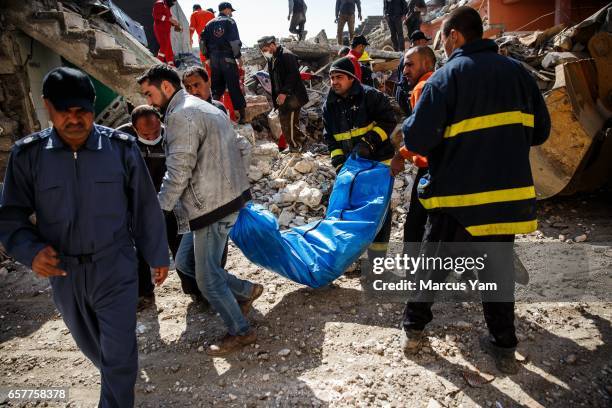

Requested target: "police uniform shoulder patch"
[
  {"left": 110, "top": 130, "right": 136, "bottom": 143},
  {"left": 14, "top": 128, "right": 51, "bottom": 148},
  {"left": 214, "top": 25, "right": 225, "bottom": 38},
  {"left": 97, "top": 125, "right": 136, "bottom": 143}
]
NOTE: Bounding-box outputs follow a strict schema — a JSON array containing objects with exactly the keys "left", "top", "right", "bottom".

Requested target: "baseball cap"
[
  {"left": 351, "top": 35, "right": 369, "bottom": 48},
  {"left": 218, "top": 2, "right": 235, "bottom": 12},
  {"left": 410, "top": 30, "right": 430, "bottom": 42},
  {"left": 257, "top": 36, "right": 276, "bottom": 49},
  {"left": 42, "top": 67, "right": 96, "bottom": 112}
]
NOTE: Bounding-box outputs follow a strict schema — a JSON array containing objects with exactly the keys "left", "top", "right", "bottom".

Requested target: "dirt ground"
[{"left": 0, "top": 189, "right": 611, "bottom": 408}]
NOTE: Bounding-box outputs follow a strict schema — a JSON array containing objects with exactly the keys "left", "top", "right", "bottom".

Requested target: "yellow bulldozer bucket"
[{"left": 530, "top": 33, "right": 612, "bottom": 199}]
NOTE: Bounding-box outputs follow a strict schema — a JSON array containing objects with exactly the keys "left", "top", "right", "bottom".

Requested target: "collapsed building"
[{"left": 0, "top": 0, "right": 194, "bottom": 174}]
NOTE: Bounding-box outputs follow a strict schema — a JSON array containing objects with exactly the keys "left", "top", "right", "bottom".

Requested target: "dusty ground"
[{"left": 0, "top": 189, "right": 611, "bottom": 408}]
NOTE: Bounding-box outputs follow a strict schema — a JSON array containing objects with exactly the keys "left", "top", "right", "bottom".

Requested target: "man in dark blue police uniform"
[
  {"left": 0, "top": 67, "right": 170, "bottom": 407},
  {"left": 200, "top": 2, "right": 247, "bottom": 123}
]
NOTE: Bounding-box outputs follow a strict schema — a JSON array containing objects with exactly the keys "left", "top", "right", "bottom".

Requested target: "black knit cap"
[
  {"left": 42, "top": 67, "right": 95, "bottom": 112},
  {"left": 330, "top": 57, "right": 357, "bottom": 80}
]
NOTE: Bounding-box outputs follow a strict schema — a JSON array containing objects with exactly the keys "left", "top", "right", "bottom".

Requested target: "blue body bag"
[{"left": 229, "top": 156, "right": 393, "bottom": 288}]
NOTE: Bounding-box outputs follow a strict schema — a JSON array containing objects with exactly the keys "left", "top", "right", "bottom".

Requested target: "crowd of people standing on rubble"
[{"left": 0, "top": 1, "right": 552, "bottom": 406}]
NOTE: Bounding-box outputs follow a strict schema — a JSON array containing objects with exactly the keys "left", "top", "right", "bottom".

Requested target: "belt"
[{"left": 60, "top": 242, "right": 131, "bottom": 265}]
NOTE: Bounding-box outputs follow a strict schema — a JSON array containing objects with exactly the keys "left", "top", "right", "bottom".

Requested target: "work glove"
[
  {"left": 353, "top": 140, "right": 373, "bottom": 159},
  {"left": 332, "top": 156, "right": 346, "bottom": 174}
]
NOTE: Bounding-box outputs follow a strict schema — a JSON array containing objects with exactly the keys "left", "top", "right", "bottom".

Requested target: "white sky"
[{"left": 177, "top": 0, "right": 385, "bottom": 47}]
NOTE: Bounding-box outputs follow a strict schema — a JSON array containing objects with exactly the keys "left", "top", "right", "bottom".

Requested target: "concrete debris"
[
  {"left": 294, "top": 159, "right": 315, "bottom": 174},
  {"left": 298, "top": 186, "right": 323, "bottom": 208},
  {"left": 274, "top": 181, "right": 309, "bottom": 204},
  {"left": 541, "top": 52, "right": 587, "bottom": 69},
  {"left": 244, "top": 95, "right": 272, "bottom": 123},
  {"left": 575, "top": 234, "right": 588, "bottom": 243},
  {"left": 495, "top": 9, "right": 611, "bottom": 94},
  {"left": 278, "top": 208, "right": 295, "bottom": 227}
]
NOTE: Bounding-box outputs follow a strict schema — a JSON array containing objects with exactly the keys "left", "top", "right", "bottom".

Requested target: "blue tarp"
[{"left": 230, "top": 155, "right": 393, "bottom": 288}]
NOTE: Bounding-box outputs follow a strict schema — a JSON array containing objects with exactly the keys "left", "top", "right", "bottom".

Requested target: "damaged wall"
[{"left": 0, "top": 27, "right": 41, "bottom": 174}]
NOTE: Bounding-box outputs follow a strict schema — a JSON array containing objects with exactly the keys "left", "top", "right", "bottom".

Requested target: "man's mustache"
[{"left": 65, "top": 124, "right": 85, "bottom": 130}]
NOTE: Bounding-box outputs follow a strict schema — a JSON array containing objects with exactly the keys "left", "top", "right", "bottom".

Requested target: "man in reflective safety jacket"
[
  {"left": 399, "top": 7, "right": 550, "bottom": 375},
  {"left": 323, "top": 56, "right": 396, "bottom": 265}
]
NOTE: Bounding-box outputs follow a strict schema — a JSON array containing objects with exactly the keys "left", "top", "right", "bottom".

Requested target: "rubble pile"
[
  {"left": 423, "top": 0, "right": 474, "bottom": 24},
  {"left": 235, "top": 123, "right": 419, "bottom": 233},
  {"left": 248, "top": 143, "right": 332, "bottom": 228},
  {"left": 365, "top": 19, "right": 392, "bottom": 50},
  {"left": 495, "top": 9, "right": 610, "bottom": 92}
]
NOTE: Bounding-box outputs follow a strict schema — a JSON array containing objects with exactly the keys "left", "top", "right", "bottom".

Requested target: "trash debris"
[{"left": 462, "top": 370, "right": 495, "bottom": 388}]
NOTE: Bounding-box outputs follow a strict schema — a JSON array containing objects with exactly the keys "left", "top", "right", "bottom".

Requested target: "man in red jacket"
[
  {"left": 153, "top": 0, "right": 181, "bottom": 66},
  {"left": 189, "top": 4, "right": 215, "bottom": 70},
  {"left": 347, "top": 35, "right": 368, "bottom": 82}
]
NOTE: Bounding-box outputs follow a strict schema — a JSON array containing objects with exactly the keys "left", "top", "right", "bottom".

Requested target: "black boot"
[{"left": 238, "top": 108, "right": 247, "bottom": 125}]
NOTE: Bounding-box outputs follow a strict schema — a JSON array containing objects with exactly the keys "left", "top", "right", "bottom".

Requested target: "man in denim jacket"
[{"left": 138, "top": 65, "right": 263, "bottom": 356}]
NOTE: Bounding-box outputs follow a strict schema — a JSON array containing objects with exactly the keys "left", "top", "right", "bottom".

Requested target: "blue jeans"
[{"left": 175, "top": 212, "right": 253, "bottom": 335}]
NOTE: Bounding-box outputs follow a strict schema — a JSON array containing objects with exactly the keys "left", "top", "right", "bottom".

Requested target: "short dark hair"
[
  {"left": 442, "top": 6, "right": 483, "bottom": 43},
  {"left": 193, "top": 4, "right": 201, "bottom": 10},
  {"left": 411, "top": 46, "right": 437, "bottom": 70},
  {"left": 182, "top": 66, "right": 209, "bottom": 83},
  {"left": 137, "top": 64, "right": 182, "bottom": 91},
  {"left": 131, "top": 105, "right": 161, "bottom": 126}
]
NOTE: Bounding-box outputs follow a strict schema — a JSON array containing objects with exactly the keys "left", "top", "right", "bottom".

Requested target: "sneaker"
[
  {"left": 400, "top": 329, "right": 424, "bottom": 354},
  {"left": 239, "top": 284, "right": 264, "bottom": 317},
  {"left": 479, "top": 335, "right": 520, "bottom": 375},
  {"left": 206, "top": 329, "right": 257, "bottom": 356}
]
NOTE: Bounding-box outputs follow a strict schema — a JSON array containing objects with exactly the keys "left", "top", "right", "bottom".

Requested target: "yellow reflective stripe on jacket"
[
  {"left": 330, "top": 149, "right": 344, "bottom": 158},
  {"left": 419, "top": 186, "right": 536, "bottom": 209},
  {"left": 372, "top": 126, "right": 388, "bottom": 142},
  {"left": 444, "top": 111, "right": 535, "bottom": 138},
  {"left": 466, "top": 220, "right": 538, "bottom": 236},
  {"left": 369, "top": 242, "right": 388, "bottom": 251},
  {"left": 334, "top": 123, "right": 375, "bottom": 141}
]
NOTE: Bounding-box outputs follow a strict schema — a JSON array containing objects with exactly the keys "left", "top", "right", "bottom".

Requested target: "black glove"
[
  {"left": 331, "top": 153, "right": 346, "bottom": 174},
  {"left": 353, "top": 141, "right": 373, "bottom": 159}
]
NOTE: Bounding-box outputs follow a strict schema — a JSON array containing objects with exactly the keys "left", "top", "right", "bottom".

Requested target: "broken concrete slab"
[
  {"left": 541, "top": 52, "right": 588, "bottom": 69},
  {"left": 245, "top": 95, "right": 271, "bottom": 123}
]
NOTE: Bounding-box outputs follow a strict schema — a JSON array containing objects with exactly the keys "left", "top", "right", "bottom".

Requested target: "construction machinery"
[{"left": 530, "top": 9, "right": 612, "bottom": 199}]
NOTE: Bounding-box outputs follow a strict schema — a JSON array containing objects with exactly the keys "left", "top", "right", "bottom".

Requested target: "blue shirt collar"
[
  {"left": 46, "top": 125, "right": 103, "bottom": 151},
  {"left": 447, "top": 39, "right": 499, "bottom": 62}
]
